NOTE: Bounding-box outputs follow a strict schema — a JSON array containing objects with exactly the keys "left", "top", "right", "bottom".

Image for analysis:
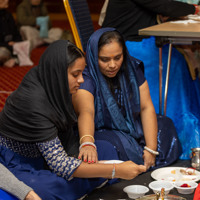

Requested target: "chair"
[{"left": 63, "top": 0, "right": 95, "bottom": 52}]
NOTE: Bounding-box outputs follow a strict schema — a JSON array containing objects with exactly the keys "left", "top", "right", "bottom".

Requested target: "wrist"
[
  {"left": 144, "top": 146, "right": 159, "bottom": 155},
  {"left": 79, "top": 135, "right": 95, "bottom": 144},
  {"left": 79, "top": 142, "right": 97, "bottom": 151}
]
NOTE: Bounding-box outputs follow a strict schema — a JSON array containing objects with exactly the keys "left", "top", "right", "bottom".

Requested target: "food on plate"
[
  {"left": 171, "top": 169, "right": 176, "bottom": 174},
  {"left": 180, "top": 183, "right": 191, "bottom": 188},
  {"left": 180, "top": 168, "right": 196, "bottom": 175}
]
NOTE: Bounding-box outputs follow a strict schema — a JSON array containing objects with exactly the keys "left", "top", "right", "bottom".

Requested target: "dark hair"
[
  {"left": 67, "top": 42, "right": 85, "bottom": 67},
  {"left": 98, "top": 31, "right": 126, "bottom": 62}
]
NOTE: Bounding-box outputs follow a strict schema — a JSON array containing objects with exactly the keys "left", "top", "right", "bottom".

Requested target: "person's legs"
[
  {"left": 20, "top": 26, "right": 44, "bottom": 50},
  {"left": 0, "top": 47, "right": 16, "bottom": 68},
  {"left": 13, "top": 41, "right": 33, "bottom": 66},
  {"left": 0, "top": 141, "right": 119, "bottom": 200}
]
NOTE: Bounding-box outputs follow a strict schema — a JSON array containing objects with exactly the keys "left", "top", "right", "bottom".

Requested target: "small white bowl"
[
  {"left": 174, "top": 181, "right": 198, "bottom": 194},
  {"left": 123, "top": 185, "right": 149, "bottom": 199},
  {"left": 149, "top": 181, "right": 174, "bottom": 194}
]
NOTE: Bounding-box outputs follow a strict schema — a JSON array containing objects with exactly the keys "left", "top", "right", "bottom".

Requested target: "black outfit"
[
  {"left": 102, "top": 0, "right": 196, "bottom": 41},
  {"left": 0, "top": 9, "right": 22, "bottom": 52},
  {"left": 0, "top": 40, "right": 76, "bottom": 146}
]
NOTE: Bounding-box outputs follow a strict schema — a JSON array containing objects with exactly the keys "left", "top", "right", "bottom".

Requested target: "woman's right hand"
[{"left": 116, "top": 161, "right": 147, "bottom": 180}]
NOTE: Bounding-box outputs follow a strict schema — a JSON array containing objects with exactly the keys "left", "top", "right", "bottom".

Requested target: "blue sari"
[
  {"left": 126, "top": 37, "right": 200, "bottom": 159},
  {"left": 80, "top": 28, "right": 181, "bottom": 169}
]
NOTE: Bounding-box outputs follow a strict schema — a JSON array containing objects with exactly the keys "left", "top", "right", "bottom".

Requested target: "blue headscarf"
[{"left": 86, "top": 28, "right": 142, "bottom": 137}]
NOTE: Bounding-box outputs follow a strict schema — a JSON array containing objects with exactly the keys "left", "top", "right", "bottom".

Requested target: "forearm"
[
  {"left": 73, "top": 161, "right": 147, "bottom": 180},
  {"left": 135, "top": 0, "right": 195, "bottom": 17},
  {"left": 0, "top": 163, "right": 32, "bottom": 200},
  {"left": 140, "top": 107, "right": 157, "bottom": 150},
  {"left": 78, "top": 112, "right": 95, "bottom": 144},
  {"left": 73, "top": 162, "right": 113, "bottom": 179}
]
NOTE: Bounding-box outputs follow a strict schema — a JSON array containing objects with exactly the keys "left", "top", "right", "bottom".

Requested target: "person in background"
[
  {"left": 0, "top": 0, "right": 33, "bottom": 67},
  {"left": 0, "top": 40, "right": 146, "bottom": 200},
  {"left": 100, "top": 0, "right": 200, "bottom": 159},
  {"left": 0, "top": 163, "right": 41, "bottom": 200},
  {"left": 16, "top": 0, "right": 63, "bottom": 50},
  {"left": 72, "top": 28, "right": 182, "bottom": 170}
]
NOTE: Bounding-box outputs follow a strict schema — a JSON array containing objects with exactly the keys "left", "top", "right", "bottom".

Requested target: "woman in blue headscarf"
[{"left": 73, "top": 28, "right": 182, "bottom": 170}]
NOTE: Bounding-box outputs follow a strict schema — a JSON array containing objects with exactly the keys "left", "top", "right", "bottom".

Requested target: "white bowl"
[
  {"left": 123, "top": 185, "right": 149, "bottom": 199},
  {"left": 149, "top": 181, "right": 174, "bottom": 194},
  {"left": 174, "top": 181, "right": 198, "bottom": 194}
]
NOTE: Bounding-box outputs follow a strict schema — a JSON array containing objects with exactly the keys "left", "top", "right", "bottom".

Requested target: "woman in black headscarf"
[{"left": 0, "top": 40, "right": 146, "bottom": 200}]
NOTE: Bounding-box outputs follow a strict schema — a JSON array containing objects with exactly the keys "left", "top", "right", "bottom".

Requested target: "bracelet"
[
  {"left": 79, "top": 142, "right": 97, "bottom": 151},
  {"left": 144, "top": 146, "right": 159, "bottom": 155},
  {"left": 194, "top": 4, "right": 200, "bottom": 15},
  {"left": 111, "top": 163, "right": 116, "bottom": 179},
  {"left": 81, "top": 144, "right": 96, "bottom": 149},
  {"left": 79, "top": 135, "right": 95, "bottom": 144}
]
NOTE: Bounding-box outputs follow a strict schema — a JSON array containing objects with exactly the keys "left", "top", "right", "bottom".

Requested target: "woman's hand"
[
  {"left": 25, "top": 190, "right": 41, "bottom": 200},
  {"left": 143, "top": 150, "right": 156, "bottom": 169},
  {"left": 78, "top": 146, "right": 98, "bottom": 163},
  {"left": 116, "top": 161, "right": 147, "bottom": 180}
]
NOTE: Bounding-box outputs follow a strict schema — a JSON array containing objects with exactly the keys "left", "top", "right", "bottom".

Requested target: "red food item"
[{"left": 180, "top": 183, "right": 191, "bottom": 187}]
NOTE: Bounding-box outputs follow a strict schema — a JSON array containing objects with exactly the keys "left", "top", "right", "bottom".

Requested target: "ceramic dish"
[
  {"left": 173, "top": 181, "right": 198, "bottom": 194},
  {"left": 151, "top": 167, "right": 200, "bottom": 182},
  {"left": 149, "top": 181, "right": 174, "bottom": 194},
  {"left": 123, "top": 185, "right": 149, "bottom": 199}
]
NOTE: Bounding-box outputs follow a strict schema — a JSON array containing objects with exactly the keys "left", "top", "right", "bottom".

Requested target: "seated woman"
[
  {"left": 72, "top": 28, "right": 182, "bottom": 170},
  {"left": 0, "top": 40, "right": 146, "bottom": 200}
]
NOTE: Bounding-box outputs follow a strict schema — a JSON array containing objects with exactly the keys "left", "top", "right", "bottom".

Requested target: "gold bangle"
[{"left": 79, "top": 135, "right": 95, "bottom": 144}]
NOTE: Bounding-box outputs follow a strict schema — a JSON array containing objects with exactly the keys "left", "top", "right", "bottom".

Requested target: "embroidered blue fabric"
[{"left": 37, "top": 136, "right": 82, "bottom": 180}]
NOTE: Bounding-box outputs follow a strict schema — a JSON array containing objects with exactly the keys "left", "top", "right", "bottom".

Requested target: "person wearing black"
[{"left": 102, "top": 0, "right": 200, "bottom": 41}]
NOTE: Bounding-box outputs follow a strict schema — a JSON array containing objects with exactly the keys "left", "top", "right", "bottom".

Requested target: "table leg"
[
  {"left": 159, "top": 47, "right": 163, "bottom": 115},
  {"left": 164, "top": 43, "right": 172, "bottom": 116}
]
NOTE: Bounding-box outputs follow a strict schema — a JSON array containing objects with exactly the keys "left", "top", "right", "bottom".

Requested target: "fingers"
[{"left": 78, "top": 146, "right": 98, "bottom": 163}]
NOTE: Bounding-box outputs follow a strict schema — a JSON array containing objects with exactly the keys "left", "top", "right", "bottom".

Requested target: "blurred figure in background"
[
  {"left": 17, "top": 0, "right": 63, "bottom": 50},
  {"left": 0, "top": 0, "right": 33, "bottom": 67}
]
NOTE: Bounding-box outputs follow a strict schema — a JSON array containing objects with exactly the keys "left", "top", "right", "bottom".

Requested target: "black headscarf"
[{"left": 0, "top": 40, "right": 78, "bottom": 144}]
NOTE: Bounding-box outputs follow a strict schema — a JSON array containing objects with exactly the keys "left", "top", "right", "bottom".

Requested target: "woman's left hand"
[
  {"left": 78, "top": 146, "right": 98, "bottom": 163},
  {"left": 143, "top": 150, "right": 156, "bottom": 169}
]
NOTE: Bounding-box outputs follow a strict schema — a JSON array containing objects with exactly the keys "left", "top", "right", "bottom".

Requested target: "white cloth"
[{"left": 98, "top": 0, "right": 109, "bottom": 26}]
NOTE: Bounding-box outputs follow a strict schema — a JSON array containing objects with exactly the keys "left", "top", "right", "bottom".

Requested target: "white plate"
[
  {"left": 151, "top": 167, "right": 200, "bottom": 182},
  {"left": 103, "top": 160, "right": 124, "bottom": 164}
]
